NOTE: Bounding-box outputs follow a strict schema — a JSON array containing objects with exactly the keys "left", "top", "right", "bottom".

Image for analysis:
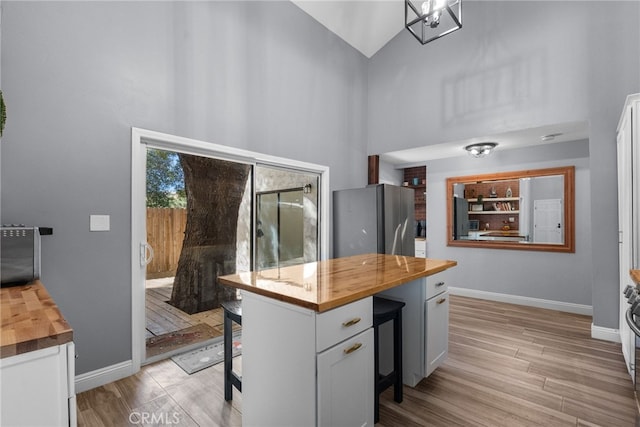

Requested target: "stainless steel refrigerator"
[
  {"left": 333, "top": 184, "right": 415, "bottom": 257},
  {"left": 453, "top": 196, "right": 470, "bottom": 239}
]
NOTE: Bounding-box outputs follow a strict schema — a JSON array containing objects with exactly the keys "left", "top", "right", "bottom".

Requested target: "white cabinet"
[
  {"left": 317, "top": 329, "right": 374, "bottom": 427},
  {"left": 425, "top": 291, "right": 449, "bottom": 376},
  {"left": 0, "top": 342, "right": 76, "bottom": 427},
  {"left": 618, "top": 93, "right": 640, "bottom": 379},
  {"left": 242, "top": 292, "right": 374, "bottom": 427},
  {"left": 377, "top": 275, "right": 448, "bottom": 386}
]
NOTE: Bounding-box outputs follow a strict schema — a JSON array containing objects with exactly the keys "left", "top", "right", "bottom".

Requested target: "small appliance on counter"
[{"left": 1, "top": 225, "right": 52, "bottom": 287}]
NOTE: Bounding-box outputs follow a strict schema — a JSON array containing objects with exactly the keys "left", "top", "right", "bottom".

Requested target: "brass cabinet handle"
[
  {"left": 343, "top": 342, "right": 363, "bottom": 355},
  {"left": 342, "top": 317, "right": 361, "bottom": 327},
  {"left": 435, "top": 281, "right": 445, "bottom": 287},
  {"left": 437, "top": 297, "right": 447, "bottom": 305}
]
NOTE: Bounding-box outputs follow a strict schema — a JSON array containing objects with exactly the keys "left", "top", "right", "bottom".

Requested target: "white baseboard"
[
  {"left": 448, "top": 287, "right": 593, "bottom": 316},
  {"left": 75, "top": 360, "right": 136, "bottom": 393},
  {"left": 591, "top": 324, "right": 621, "bottom": 343}
]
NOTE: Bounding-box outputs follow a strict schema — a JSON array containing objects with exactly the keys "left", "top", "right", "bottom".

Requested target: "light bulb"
[
  {"left": 421, "top": 0, "right": 431, "bottom": 16},
  {"left": 430, "top": 0, "right": 446, "bottom": 27}
]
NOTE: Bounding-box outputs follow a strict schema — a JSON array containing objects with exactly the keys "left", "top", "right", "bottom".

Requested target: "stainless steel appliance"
[
  {"left": 453, "top": 196, "right": 470, "bottom": 239},
  {"left": 624, "top": 285, "right": 640, "bottom": 388},
  {"left": 1, "top": 225, "right": 43, "bottom": 286},
  {"left": 333, "top": 184, "right": 415, "bottom": 257}
]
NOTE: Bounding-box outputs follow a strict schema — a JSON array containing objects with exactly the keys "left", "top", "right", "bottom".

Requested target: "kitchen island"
[{"left": 218, "top": 253, "right": 457, "bottom": 427}]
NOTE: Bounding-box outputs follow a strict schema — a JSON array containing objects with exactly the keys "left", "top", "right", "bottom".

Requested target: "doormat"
[
  {"left": 146, "top": 323, "right": 220, "bottom": 359},
  {"left": 171, "top": 330, "right": 241, "bottom": 375}
]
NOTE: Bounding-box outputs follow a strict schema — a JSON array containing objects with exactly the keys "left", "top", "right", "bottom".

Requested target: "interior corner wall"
[
  {"left": 368, "top": 1, "right": 640, "bottom": 329},
  {"left": 378, "top": 159, "right": 403, "bottom": 185},
  {"left": 0, "top": 1, "right": 367, "bottom": 375}
]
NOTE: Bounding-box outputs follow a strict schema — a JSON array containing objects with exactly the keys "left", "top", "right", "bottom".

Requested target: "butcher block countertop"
[
  {"left": 218, "top": 253, "right": 457, "bottom": 312},
  {"left": 0, "top": 280, "right": 73, "bottom": 358},
  {"left": 632, "top": 270, "right": 640, "bottom": 286}
]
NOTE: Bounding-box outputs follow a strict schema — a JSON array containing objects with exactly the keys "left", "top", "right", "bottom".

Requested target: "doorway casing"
[{"left": 131, "top": 127, "right": 330, "bottom": 373}]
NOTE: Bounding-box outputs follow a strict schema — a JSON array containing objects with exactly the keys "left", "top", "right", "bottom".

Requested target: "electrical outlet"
[{"left": 508, "top": 217, "right": 515, "bottom": 223}]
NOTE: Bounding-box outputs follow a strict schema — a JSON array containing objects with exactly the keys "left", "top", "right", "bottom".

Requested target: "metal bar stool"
[
  {"left": 221, "top": 300, "right": 242, "bottom": 401},
  {"left": 373, "top": 296, "right": 405, "bottom": 423}
]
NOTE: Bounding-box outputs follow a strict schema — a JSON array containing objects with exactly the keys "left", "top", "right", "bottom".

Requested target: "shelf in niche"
[
  {"left": 468, "top": 210, "right": 520, "bottom": 215},
  {"left": 466, "top": 197, "right": 518, "bottom": 202}
]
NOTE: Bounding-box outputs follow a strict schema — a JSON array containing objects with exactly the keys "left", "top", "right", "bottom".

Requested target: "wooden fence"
[{"left": 146, "top": 208, "right": 187, "bottom": 279}]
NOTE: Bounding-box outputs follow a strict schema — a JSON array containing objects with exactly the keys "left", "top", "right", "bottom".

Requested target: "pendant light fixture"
[
  {"left": 405, "top": 0, "right": 462, "bottom": 45},
  {"left": 465, "top": 142, "right": 497, "bottom": 158}
]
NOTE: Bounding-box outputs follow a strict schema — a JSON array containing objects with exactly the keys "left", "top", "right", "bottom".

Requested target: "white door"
[
  {"left": 131, "top": 128, "right": 331, "bottom": 372},
  {"left": 533, "top": 199, "right": 563, "bottom": 244},
  {"left": 618, "top": 108, "right": 635, "bottom": 378}
]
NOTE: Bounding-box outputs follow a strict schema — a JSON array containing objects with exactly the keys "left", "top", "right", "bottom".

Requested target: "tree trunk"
[{"left": 170, "top": 154, "right": 251, "bottom": 314}]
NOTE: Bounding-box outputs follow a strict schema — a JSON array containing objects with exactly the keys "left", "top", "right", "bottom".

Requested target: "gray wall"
[
  {"left": 368, "top": 1, "right": 640, "bottom": 328},
  {"left": 379, "top": 158, "right": 403, "bottom": 185},
  {"left": 1, "top": 1, "right": 368, "bottom": 374}
]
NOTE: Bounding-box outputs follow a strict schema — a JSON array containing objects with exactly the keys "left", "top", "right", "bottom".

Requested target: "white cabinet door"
[
  {"left": 317, "top": 328, "right": 374, "bottom": 427},
  {"left": 425, "top": 291, "right": 449, "bottom": 377},
  {"left": 0, "top": 343, "right": 75, "bottom": 427},
  {"left": 618, "top": 100, "right": 636, "bottom": 378}
]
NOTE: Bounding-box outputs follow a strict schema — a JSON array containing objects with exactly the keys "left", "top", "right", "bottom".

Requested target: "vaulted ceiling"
[
  {"left": 290, "top": 1, "right": 590, "bottom": 163},
  {"left": 291, "top": 0, "right": 405, "bottom": 58}
]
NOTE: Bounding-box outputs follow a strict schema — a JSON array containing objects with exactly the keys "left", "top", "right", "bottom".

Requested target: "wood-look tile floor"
[{"left": 77, "top": 295, "right": 639, "bottom": 426}]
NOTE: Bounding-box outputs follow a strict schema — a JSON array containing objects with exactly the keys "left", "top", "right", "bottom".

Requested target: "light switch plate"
[{"left": 90, "top": 215, "right": 110, "bottom": 231}]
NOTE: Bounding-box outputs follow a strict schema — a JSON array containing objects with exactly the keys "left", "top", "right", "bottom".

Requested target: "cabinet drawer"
[
  {"left": 316, "top": 297, "right": 372, "bottom": 352},
  {"left": 426, "top": 277, "right": 447, "bottom": 299}
]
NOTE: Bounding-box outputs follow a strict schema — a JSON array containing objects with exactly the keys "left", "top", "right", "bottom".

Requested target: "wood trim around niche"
[
  {"left": 368, "top": 155, "right": 379, "bottom": 185},
  {"left": 446, "top": 166, "right": 575, "bottom": 253}
]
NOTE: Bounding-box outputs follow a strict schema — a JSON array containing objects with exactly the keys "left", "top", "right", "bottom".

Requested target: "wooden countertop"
[
  {"left": 1, "top": 280, "right": 73, "bottom": 358},
  {"left": 631, "top": 270, "right": 640, "bottom": 286},
  {"left": 218, "top": 253, "right": 457, "bottom": 312}
]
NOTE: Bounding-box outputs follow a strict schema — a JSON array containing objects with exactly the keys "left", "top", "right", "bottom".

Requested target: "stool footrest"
[
  {"left": 378, "top": 372, "right": 398, "bottom": 393},
  {"left": 230, "top": 373, "right": 242, "bottom": 392}
]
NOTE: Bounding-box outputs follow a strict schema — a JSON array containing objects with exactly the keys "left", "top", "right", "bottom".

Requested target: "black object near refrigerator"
[{"left": 333, "top": 184, "right": 415, "bottom": 257}]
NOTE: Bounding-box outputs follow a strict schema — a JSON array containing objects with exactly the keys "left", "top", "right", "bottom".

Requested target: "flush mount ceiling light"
[
  {"left": 405, "top": 0, "right": 462, "bottom": 45},
  {"left": 465, "top": 142, "right": 497, "bottom": 158}
]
